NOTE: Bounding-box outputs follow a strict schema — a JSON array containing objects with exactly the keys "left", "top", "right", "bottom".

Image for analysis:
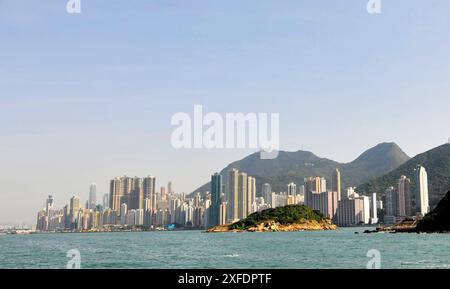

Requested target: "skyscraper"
[
  {"left": 247, "top": 176, "right": 256, "bottom": 215},
  {"left": 262, "top": 183, "right": 272, "bottom": 206},
  {"left": 320, "top": 177, "right": 327, "bottom": 193},
  {"left": 219, "top": 202, "right": 227, "bottom": 225},
  {"left": 336, "top": 197, "right": 365, "bottom": 226},
  {"left": 384, "top": 187, "right": 397, "bottom": 217},
  {"left": 135, "top": 209, "right": 144, "bottom": 226},
  {"left": 194, "top": 193, "right": 201, "bottom": 207},
  {"left": 109, "top": 177, "right": 122, "bottom": 213},
  {"left": 237, "top": 172, "right": 248, "bottom": 220},
  {"left": 227, "top": 169, "right": 239, "bottom": 222},
  {"left": 129, "top": 177, "right": 143, "bottom": 210},
  {"left": 160, "top": 187, "right": 167, "bottom": 201},
  {"left": 120, "top": 203, "right": 128, "bottom": 225},
  {"left": 69, "top": 196, "right": 80, "bottom": 225},
  {"left": 89, "top": 183, "right": 97, "bottom": 210},
  {"left": 143, "top": 176, "right": 156, "bottom": 212},
  {"left": 361, "top": 195, "right": 370, "bottom": 225},
  {"left": 209, "top": 173, "right": 222, "bottom": 227},
  {"left": 317, "top": 191, "right": 339, "bottom": 220},
  {"left": 304, "top": 177, "right": 324, "bottom": 208},
  {"left": 63, "top": 204, "right": 70, "bottom": 229},
  {"left": 332, "top": 169, "right": 342, "bottom": 200},
  {"left": 46, "top": 195, "right": 54, "bottom": 216},
  {"left": 415, "top": 165, "right": 429, "bottom": 217},
  {"left": 370, "top": 193, "right": 378, "bottom": 224},
  {"left": 102, "top": 193, "right": 109, "bottom": 210},
  {"left": 119, "top": 175, "right": 133, "bottom": 207},
  {"left": 144, "top": 198, "right": 152, "bottom": 227},
  {"left": 398, "top": 175, "right": 412, "bottom": 216},
  {"left": 304, "top": 177, "right": 323, "bottom": 194},
  {"left": 167, "top": 181, "right": 173, "bottom": 194},
  {"left": 287, "top": 182, "right": 297, "bottom": 196}
]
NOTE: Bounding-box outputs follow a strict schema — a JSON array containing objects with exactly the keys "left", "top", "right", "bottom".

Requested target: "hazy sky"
[{"left": 1, "top": 0, "right": 450, "bottom": 225}]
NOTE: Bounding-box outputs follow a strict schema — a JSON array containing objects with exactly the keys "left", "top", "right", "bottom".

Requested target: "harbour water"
[{"left": 1, "top": 227, "right": 449, "bottom": 269}]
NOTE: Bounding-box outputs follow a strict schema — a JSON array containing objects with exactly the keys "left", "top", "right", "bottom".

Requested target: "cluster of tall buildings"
[
  {"left": 36, "top": 164, "right": 432, "bottom": 231},
  {"left": 37, "top": 178, "right": 214, "bottom": 232},
  {"left": 383, "top": 165, "right": 430, "bottom": 224},
  {"left": 208, "top": 169, "right": 283, "bottom": 227},
  {"left": 206, "top": 168, "right": 377, "bottom": 227},
  {"left": 299, "top": 170, "right": 379, "bottom": 226},
  {"left": 36, "top": 183, "right": 107, "bottom": 232},
  {"left": 226, "top": 169, "right": 257, "bottom": 223}
]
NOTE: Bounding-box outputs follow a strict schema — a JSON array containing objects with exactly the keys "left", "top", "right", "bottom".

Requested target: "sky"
[{"left": 1, "top": 0, "right": 450, "bottom": 225}]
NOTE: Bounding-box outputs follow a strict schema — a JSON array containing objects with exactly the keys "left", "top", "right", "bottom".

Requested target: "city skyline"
[
  {"left": 1, "top": 141, "right": 444, "bottom": 226},
  {"left": 33, "top": 161, "right": 431, "bottom": 232},
  {"left": 2, "top": 0, "right": 450, "bottom": 225},
  {"left": 0, "top": 139, "right": 444, "bottom": 226}
]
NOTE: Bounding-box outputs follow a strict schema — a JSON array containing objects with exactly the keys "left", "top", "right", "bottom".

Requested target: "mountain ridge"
[
  {"left": 357, "top": 143, "right": 450, "bottom": 209},
  {"left": 190, "top": 142, "right": 410, "bottom": 197}
]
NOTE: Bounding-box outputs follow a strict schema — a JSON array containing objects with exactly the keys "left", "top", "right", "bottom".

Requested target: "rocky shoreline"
[
  {"left": 364, "top": 190, "right": 450, "bottom": 234},
  {"left": 207, "top": 219, "right": 337, "bottom": 233}
]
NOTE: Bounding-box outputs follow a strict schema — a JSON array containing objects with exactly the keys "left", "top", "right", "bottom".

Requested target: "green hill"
[
  {"left": 191, "top": 142, "right": 409, "bottom": 197},
  {"left": 357, "top": 143, "right": 450, "bottom": 209},
  {"left": 230, "top": 205, "right": 325, "bottom": 230}
]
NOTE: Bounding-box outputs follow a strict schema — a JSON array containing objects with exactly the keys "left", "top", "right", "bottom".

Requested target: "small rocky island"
[{"left": 207, "top": 205, "right": 337, "bottom": 232}]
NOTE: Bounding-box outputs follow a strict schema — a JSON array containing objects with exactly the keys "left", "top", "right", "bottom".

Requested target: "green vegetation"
[
  {"left": 192, "top": 142, "right": 409, "bottom": 197},
  {"left": 357, "top": 143, "right": 450, "bottom": 209},
  {"left": 416, "top": 191, "right": 450, "bottom": 232},
  {"left": 229, "top": 205, "right": 325, "bottom": 230}
]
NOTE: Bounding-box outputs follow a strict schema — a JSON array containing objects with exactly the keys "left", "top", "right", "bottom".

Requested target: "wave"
[{"left": 223, "top": 254, "right": 240, "bottom": 258}]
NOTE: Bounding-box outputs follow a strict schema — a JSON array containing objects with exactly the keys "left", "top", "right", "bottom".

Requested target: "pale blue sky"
[{"left": 1, "top": 0, "right": 450, "bottom": 225}]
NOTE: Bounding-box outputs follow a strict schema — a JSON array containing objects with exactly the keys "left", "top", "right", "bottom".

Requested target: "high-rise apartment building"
[
  {"left": 227, "top": 169, "right": 239, "bottom": 222},
  {"left": 336, "top": 197, "right": 365, "bottom": 226},
  {"left": 129, "top": 177, "right": 143, "bottom": 210},
  {"left": 88, "top": 183, "right": 97, "bottom": 210},
  {"left": 247, "top": 176, "right": 256, "bottom": 215},
  {"left": 305, "top": 177, "right": 323, "bottom": 194},
  {"left": 398, "top": 175, "right": 412, "bottom": 216},
  {"left": 46, "top": 195, "right": 54, "bottom": 216},
  {"left": 237, "top": 172, "right": 248, "bottom": 220},
  {"left": 306, "top": 190, "right": 338, "bottom": 220},
  {"left": 219, "top": 202, "right": 227, "bottom": 225},
  {"left": 321, "top": 177, "right": 327, "bottom": 193},
  {"left": 69, "top": 196, "right": 80, "bottom": 225},
  {"left": 209, "top": 173, "right": 222, "bottom": 227},
  {"left": 360, "top": 195, "right": 370, "bottom": 224},
  {"left": 167, "top": 181, "right": 173, "bottom": 194},
  {"left": 332, "top": 169, "right": 342, "bottom": 200},
  {"left": 287, "top": 182, "right": 297, "bottom": 196},
  {"left": 109, "top": 177, "right": 122, "bottom": 213},
  {"left": 63, "top": 204, "right": 70, "bottom": 229},
  {"left": 384, "top": 186, "right": 397, "bottom": 217},
  {"left": 262, "top": 183, "right": 272, "bottom": 206},
  {"left": 143, "top": 176, "right": 156, "bottom": 212},
  {"left": 370, "top": 193, "right": 378, "bottom": 224},
  {"left": 120, "top": 203, "right": 128, "bottom": 225},
  {"left": 102, "top": 193, "right": 109, "bottom": 210},
  {"left": 414, "top": 165, "right": 429, "bottom": 217},
  {"left": 304, "top": 177, "right": 326, "bottom": 207},
  {"left": 119, "top": 176, "right": 133, "bottom": 207}
]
